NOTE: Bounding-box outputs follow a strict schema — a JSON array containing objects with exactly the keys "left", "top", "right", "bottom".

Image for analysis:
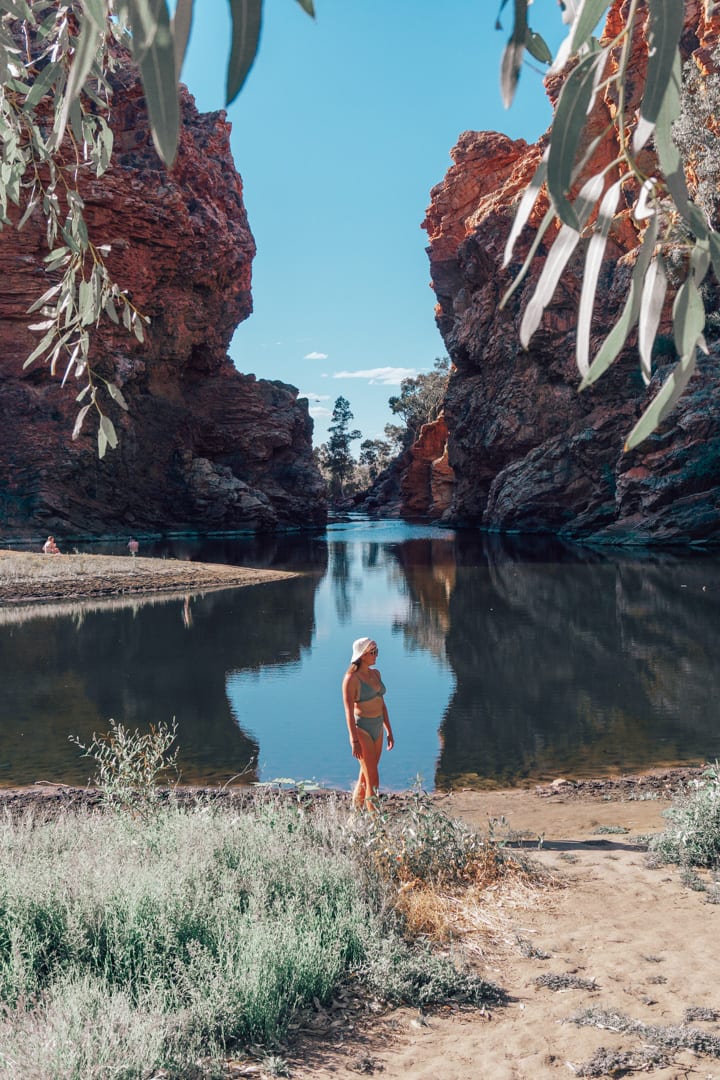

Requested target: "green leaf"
[
  {"left": 171, "top": 0, "right": 193, "bottom": 80},
  {"left": 104, "top": 296, "right": 119, "bottom": 323},
  {"left": 98, "top": 424, "right": 108, "bottom": 458},
  {"left": 624, "top": 350, "right": 697, "bottom": 451},
  {"left": 82, "top": 0, "right": 107, "bottom": 32},
  {"left": 107, "top": 382, "right": 129, "bottom": 410},
  {"left": 520, "top": 171, "right": 604, "bottom": 348},
  {"left": 580, "top": 213, "right": 659, "bottom": 390},
  {"left": 633, "top": 0, "right": 685, "bottom": 152},
  {"left": 23, "top": 328, "right": 54, "bottom": 367},
  {"left": 22, "top": 59, "right": 62, "bottom": 110},
  {"left": 100, "top": 414, "right": 119, "bottom": 449},
  {"left": 294, "top": 0, "right": 314, "bottom": 14},
  {"left": 226, "top": 0, "right": 262, "bottom": 105},
  {"left": 547, "top": 51, "right": 606, "bottom": 229},
  {"left": 577, "top": 175, "right": 625, "bottom": 376},
  {"left": 132, "top": 314, "right": 145, "bottom": 342},
  {"left": 130, "top": 0, "right": 180, "bottom": 167},
  {"left": 525, "top": 29, "right": 552, "bottom": 64},
  {"left": 570, "top": 0, "right": 610, "bottom": 52},
  {"left": 638, "top": 255, "right": 667, "bottom": 385},
  {"left": 499, "top": 204, "right": 556, "bottom": 309},
  {"left": 56, "top": 13, "right": 103, "bottom": 147},
  {"left": 71, "top": 403, "right": 90, "bottom": 440},
  {"left": 502, "top": 151, "right": 547, "bottom": 267},
  {"left": 709, "top": 232, "right": 720, "bottom": 284},
  {"left": 654, "top": 47, "right": 708, "bottom": 240},
  {"left": 27, "top": 281, "right": 62, "bottom": 314},
  {"left": 672, "top": 276, "right": 705, "bottom": 359}
]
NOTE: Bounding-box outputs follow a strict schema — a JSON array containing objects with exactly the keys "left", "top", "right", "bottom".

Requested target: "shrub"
[{"left": 649, "top": 762, "right": 720, "bottom": 869}]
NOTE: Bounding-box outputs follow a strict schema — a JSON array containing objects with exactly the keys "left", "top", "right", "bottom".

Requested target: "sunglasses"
[{"left": 366, "top": 647, "right": 378, "bottom": 654}]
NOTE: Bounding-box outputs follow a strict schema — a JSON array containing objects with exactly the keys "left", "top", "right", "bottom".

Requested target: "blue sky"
[{"left": 180, "top": 1, "right": 566, "bottom": 447}]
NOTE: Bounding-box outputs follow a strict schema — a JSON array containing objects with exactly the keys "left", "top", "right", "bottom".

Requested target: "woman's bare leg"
[{"left": 354, "top": 728, "right": 383, "bottom": 809}]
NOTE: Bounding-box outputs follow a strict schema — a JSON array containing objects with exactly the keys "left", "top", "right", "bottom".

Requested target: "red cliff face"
[
  {"left": 418, "top": 0, "right": 720, "bottom": 544},
  {"left": 0, "top": 67, "right": 326, "bottom": 539}
]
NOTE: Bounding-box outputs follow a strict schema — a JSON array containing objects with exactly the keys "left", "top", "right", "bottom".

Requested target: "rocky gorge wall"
[
  {"left": 0, "top": 66, "right": 326, "bottom": 540},
  {"left": 415, "top": 0, "right": 720, "bottom": 545}
]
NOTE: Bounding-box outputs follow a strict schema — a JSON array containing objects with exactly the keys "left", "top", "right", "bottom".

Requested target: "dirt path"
[{"left": 285, "top": 781, "right": 719, "bottom": 1080}]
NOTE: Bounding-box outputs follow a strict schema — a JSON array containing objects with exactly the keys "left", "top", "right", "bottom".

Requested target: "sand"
[
  {"left": 284, "top": 784, "right": 720, "bottom": 1080},
  {"left": 0, "top": 548, "right": 295, "bottom": 605}
]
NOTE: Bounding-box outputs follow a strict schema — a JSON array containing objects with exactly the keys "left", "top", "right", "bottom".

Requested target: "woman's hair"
[{"left": 346, "top": 659, "right": 362, "bottom": 676}]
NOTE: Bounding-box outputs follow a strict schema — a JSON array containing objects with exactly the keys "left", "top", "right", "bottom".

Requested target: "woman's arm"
[
  {"left": 377, "top": 671, "right": 394, "bottom": 750},
  {"left": 342, "top": 672, "right": 362, "bottom": 759}
]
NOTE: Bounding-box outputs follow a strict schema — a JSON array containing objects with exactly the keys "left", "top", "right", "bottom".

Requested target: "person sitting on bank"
[{"left": 42, "top": 535, "right": 61, "bottom": 555}]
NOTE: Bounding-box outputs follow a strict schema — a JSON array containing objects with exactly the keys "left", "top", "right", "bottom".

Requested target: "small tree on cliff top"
[
  {"left": 387, "top": 358, "right": 450, "bottom": 452},
  {"left": 0, "top": 0, "right": 718, "bottom": 456}
]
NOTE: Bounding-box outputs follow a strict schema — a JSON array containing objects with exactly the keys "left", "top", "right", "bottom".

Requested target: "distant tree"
[
  {"left": 387, "top": 358, "right": 450, "bottom": 451},
  {"left": 318, "top": 396, "right": 361, "bottom": 501},
  {"left": 358, "top": 438, "right": 392, "bottom": 481}
]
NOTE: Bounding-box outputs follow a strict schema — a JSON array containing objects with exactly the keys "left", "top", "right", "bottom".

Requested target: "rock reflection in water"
[
  {"left": 431, "top": 533, "right": 720, "bottom": 788},
  {"left": 0, "top": 573, "right": 320, "bottom": 787}
]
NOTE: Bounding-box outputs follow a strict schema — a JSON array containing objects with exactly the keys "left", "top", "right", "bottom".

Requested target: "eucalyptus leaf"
[
  {"left": 638, "top": 255, "right": 667, "bottom": 385},
  {"left": 709, "top": 232, "right": 720, "bottom": 283},
  {"left": 227, "top": 0, "right": 262, "bottom": 105},
  {"left": 27, "top": 281, "right": 62, "bottom": 314},
  {"left": 500, "top": 204, "right": 556, "bottom": 309},
  {"left": 502, "top": 150, "right": 547, "bottom": 267},
  {"left": 23, "top": 329, "right": 54, "bottom": 367},
  {"left": 500, "top": 39, "right": 525, "bottom": 109},
  {"left": 294, "top": 0, "right": 315, "bottom": 14},
  {"left": 107, "top": 382, "right": 129, "bottom": 410},
  {"left": 570, "top": 0, "right": 610, "bottom": 52},
  {"left": 624, "top": 350, "right": 697, "bottom": 451},
  {"left": 104, "top": 296, "right": 119, "bottom": 324},
  {"left": 56, "top": 12, "right": 103, "bottom": 147},
  {"left": 72, "top": 403, "right": 92, "bottom": 442},
  {"left": 100, "top": 413, "right": 119, "bottom": 449},
  {"left": 672, "top": 277, "right": 705, "bottom": 359},
  {"left": 633, "top": 0, "right": 684, "bottom": 152},
  {"left": 654, "top": 47, "right": 708, "bottom": 240},
  {"left": 132, "top": 0, "right": 179, "bottom": 166},
  {"left": 580, "top": 213, "right": 659, "bottom": 390},
  {"left": 576, "top": 175, "right": 625, "bottom": 376},
  {"left": 171, "top": 0, "right": 193, "bottom": 80},
  {"left": 525, "top": 29, "right": 552, "bottom": 65},
  {"left": 98, "top": 425, "right": 108, "bottom": 458},
  {"left": 22, "top": 58, "right": 62, "bottom": 110},
  {"left": 133, "top": 315, "right": 145, "bottom": 342},
  {"left": 520, "top": 172, "right": 604, "bottom": 347},
  {"left": 547, "top": 51, "right": 606, "bottom": 229}
]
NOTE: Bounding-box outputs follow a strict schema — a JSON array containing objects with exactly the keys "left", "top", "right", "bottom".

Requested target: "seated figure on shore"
[{"left": 43, "top": 536, "right": 61, "bottom": 555}]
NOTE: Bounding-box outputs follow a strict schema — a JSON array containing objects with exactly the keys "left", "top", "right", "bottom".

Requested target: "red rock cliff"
[
  {"left": 0, "top": 66, "right": 327, "bottom": 539},
  {"left": 420, "top": 0, "right": 720, "bottom": 544}
]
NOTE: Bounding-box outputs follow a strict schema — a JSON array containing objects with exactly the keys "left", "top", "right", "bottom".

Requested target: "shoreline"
[{"left": 0, "top": 548, "right": 296, "bottom": 606}]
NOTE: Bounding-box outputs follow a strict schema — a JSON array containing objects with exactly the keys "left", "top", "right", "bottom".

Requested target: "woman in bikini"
[{"left": 342, "top": 636, "right": 394, "bottom": 809}]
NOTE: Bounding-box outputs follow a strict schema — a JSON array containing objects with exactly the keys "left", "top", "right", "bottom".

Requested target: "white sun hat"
[{"left": 350, "top": 637, "right": 374, "bottom": 663}]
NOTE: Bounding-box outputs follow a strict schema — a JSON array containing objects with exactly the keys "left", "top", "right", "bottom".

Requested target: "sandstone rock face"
[
  {"left": 420, "top": 0, "right": 720, "bottom": 545},
  {"left": 0, "top": 67, "right": 326, "bottom": 539},
  {"left": 400, "top": 416, "right": 455, "bottom": 519}
]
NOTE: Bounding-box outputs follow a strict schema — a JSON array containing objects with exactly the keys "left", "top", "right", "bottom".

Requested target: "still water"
[{"left": 2, "top": 519, "right": 719, "bottom": 791}]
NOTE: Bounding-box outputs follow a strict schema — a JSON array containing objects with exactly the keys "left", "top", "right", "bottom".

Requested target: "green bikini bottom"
[{"left": 355, "top": 714, "right": 384, "bottom": 741}]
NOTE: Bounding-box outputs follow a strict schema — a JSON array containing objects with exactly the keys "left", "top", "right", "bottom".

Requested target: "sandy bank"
[{"left": 0, "top": 549, "right": 295, "bottom": 606}]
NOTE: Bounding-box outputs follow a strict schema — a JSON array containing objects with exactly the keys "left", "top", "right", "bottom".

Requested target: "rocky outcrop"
[
  {"left": 420, "top": 0, "right": 720, "bottom": 545},
  {"left": 0, "top": 66, "right": 326, "bottom": 539},
  {"left": 400, "top": 416, "right": 454, "bottom": 519}
]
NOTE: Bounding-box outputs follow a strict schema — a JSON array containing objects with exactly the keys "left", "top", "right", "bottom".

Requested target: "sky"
[{"left": 179, "top": 1, "right": 567, "bottom": 448}]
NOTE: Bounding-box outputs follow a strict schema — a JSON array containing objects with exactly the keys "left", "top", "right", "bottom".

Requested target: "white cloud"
[
  {"left": 297, "top": 391, "right": 331, "bottom": 402},
  {"left": 332, "top": 366, "right": 418, "bottom": 386},
  {"left": 309, "top": 405, "right": 332, "bottom": 419},
  {"left": 304, "top": 351, "right": 328, "bottom": 360}
]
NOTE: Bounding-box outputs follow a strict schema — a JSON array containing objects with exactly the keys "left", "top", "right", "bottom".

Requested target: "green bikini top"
[{"left": 356, "top": 677, "right": 386, "bottom": 703}]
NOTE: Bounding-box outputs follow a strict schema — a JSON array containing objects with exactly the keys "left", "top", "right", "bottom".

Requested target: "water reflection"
[
  {"left": 433, "top": 534, "right": 720, "bottom": 787},
  {"left": 0, "top": 573, "right": 322, "bottom": 787},
  {"left": 2, "top": 521, "right": 719, "bottom": 790}
]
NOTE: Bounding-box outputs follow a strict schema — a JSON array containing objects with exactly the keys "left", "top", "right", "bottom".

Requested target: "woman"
[{"left": 342, "top": 636, "right": 394, "bottom": 809}]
